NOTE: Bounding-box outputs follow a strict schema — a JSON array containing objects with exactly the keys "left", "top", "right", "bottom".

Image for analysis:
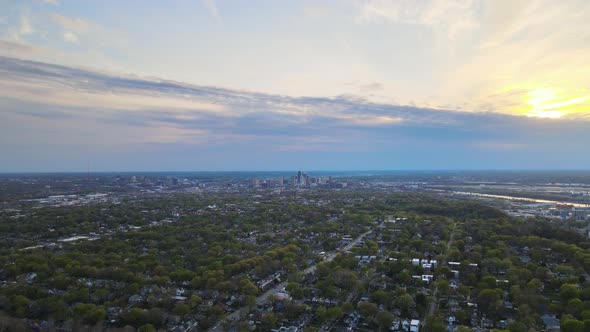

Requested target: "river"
[{"left": 453, "top": 191, "right": 589, "bottom": 207}]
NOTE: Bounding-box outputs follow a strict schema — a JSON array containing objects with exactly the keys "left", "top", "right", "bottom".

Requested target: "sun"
[
  {"left": 526, "top": 88, "right": 563, "bottom": 118},
  {"left": 525, "top": 88, "right": 589, "bottom": 119}
]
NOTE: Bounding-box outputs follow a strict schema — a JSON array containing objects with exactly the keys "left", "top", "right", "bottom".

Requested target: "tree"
[
  {"left": 138, "top": 324, "right": 157, "bottom": 332},
  {"left": 146, "top": 308, "right": 164, "bottom": 326},
  {"left": 561, "top": 284, "right": 580, "bottom": 303},
  {"left": 566, "top": 298, "right": 584, "bottom": 319},
  {"left": 562, "top": 319, "right": 584, "bottom": 332},
  {"left": 342, "top": 302, "right": 354, "bottom": 314},
  {"left": 535, "top": 266, "right": 551, "bottom": 280},
  {"left": 286, "top": 282, "right": 304, "bottom": 299},
  {"left": 84, "top": 307, "right": 106, "bottom": 325},
  {"left": 437, "top": 279, "right": 450, "bottom": 295},
  {"left": 239, "top": 278, "right": 259, "bottom": 296},
  {"left": 245, "top": 295, "right": 256, "bottom": 309},
  {"left": 285, "top": 303, "right": 307, "bottom": 320},
  {"left": 260, "top": 313, "right": 279, "bottom": 330},
  {"left": 376, "top": 311, "right": 394, "bottom": 331},
  {"left": 438, "top": 266, "right": 452, "bottom": 279},
  {"left": 526, "top": 279, "right": 543, "bottom": 293},
  {"left": 415, "top": 293, "right": 429, "bottom": 315},
  {"left": 334, "top": 270, "right": 360, "bottom": 290},
  {"left": 456, "top": 310, "right": 468, "bottom": 325},
  {"left": 125, "top": 308, "right": 147, "bottom": 326},
  {"left": 316, "top": 306, "right": 328, "bottom": 323},
  {"left": 481, "top": 275, "right": 497, "bottom": 289},
  {"left": 316, "top": 263, "right": 331, "bottom": 279},
  {"left": 371, "top": 290, "right": 390, "bottom": 305},
  {"left": 73, "top": 303, "right": 95, "bottom": 321},
  {"left": 395, "top": 294, "right": 414, "bottom": 315},
  {"left": 357, "top": 301, "right": 378, "bottom": 318},
  {"left": 173, "top": 303, "right": 190, "bottom": 317},
  {"left": 327, "top": 307, "right": 343, "bottom": 321},
  {"left": 458, "top": 285, "right": 471, "bottom": 298},
  {"left": 507, "top": 321, "right": 527, "bottom": 332},
  {"left": 12, "top": 295, "right": 30, "bottom": 318},
  {"left": 398, "top": 271, "right": 411, "bottom": 285},
  {"left": 425, "top": 316, "right": 446, "bottom": 332},
  {"left": 477, "top": 289, "right": 501, "bottom": 314},
  {"left": 189, "top": 295, "right": 202, "bottom": 308}
]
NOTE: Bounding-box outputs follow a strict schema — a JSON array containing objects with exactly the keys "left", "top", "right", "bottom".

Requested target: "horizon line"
[{"left": 2, "top": 169, "right": 590, "bottom": 175}]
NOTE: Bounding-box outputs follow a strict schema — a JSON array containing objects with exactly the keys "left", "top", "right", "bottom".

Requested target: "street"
[
  {"left": 209, "top": 229, "right": 372, "bottom": 331},
  {"left": 424, "top": 222, "right": 457, "bottom": 321}
]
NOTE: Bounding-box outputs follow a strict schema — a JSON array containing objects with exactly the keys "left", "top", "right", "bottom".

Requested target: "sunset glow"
[
  {"left": 1, "top": 0, "right": 590, "bottom": 171},
  {"left": 525, "top": 88, "right": 589, "bottom": 118}
]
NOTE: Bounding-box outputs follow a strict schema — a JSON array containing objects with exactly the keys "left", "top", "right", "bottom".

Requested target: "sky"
[{"left": 1, "top": 0, "right": 590, "bottom": 172}]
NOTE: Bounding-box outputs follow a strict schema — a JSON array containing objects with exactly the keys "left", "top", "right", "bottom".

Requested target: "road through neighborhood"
[{"left": 209, "top": 230, "right": 372, "bottom": 331}]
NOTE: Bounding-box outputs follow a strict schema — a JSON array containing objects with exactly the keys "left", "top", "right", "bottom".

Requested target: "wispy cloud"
[
  {"left": 200, "top": 0, "right": 221, "bottom": 22},
  {"left": 62, "top": 30, "right": 77, "bottom": 43},
  {"left": 19, "top": 15, "right": 34, "bottom": 36},
  {"left": 0, "top": 40, "right": 46, "bottom": 56},
  {"left": 49, "top": 13, "right": 98, "bottom": 44},
  {"left": 50, "top": 13, "right": 93, "bottom": 34},
  {"left": 433, "top": 0, "right": 590, "bottom": 115},
  {"left": 356, "top": 0, "right": 480, "bottom": 41}
]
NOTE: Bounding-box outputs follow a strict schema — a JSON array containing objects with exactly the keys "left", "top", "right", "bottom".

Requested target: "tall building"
[{"left": 297, "top": 171, "right": 302, "bottom": 185}]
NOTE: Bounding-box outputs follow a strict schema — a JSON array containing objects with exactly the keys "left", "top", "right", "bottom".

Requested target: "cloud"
[
  {"left": 1, "top": 56, "right": 590, "bottom": 171},
  {"left": 45, "top": 12, "right": 127, "bottom": 51},
  {"left": 359, "top": 82, "right": 384, "bottom": 93},
  {"left": 49, "top": 12, "right": 123, "bottom": 47},
  {"left": 0, "top": 40, "right": 47, "bottom": 57},
  {"left": 356, "top": 0, "right": 480, "bottom": 40},
  {"left": 50, "top": 13, "right": 94, "bottom": 34},
  {"left": 312, "top": 2, "right": 588, "bottom": 120},
  {"left": 19, "top": 15, "right": 34, "bottom": 35},
  {"left": 0, "top": 57, "right": 421, "bottom": 150},
  {"left": 2, "top": 14, "right": 37, "bottom": 43},
  {"left": 40, "top": 0, "right": 59, "bottom": 5},
  {"left": 200, "top": 0, "right": 221, "bottom": 22},
  {"left": 63, "top": 31, "right": 78, "bottom": 43},
  {"left": 350, "top": 0, "right": 590, "bottom": 118}
]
